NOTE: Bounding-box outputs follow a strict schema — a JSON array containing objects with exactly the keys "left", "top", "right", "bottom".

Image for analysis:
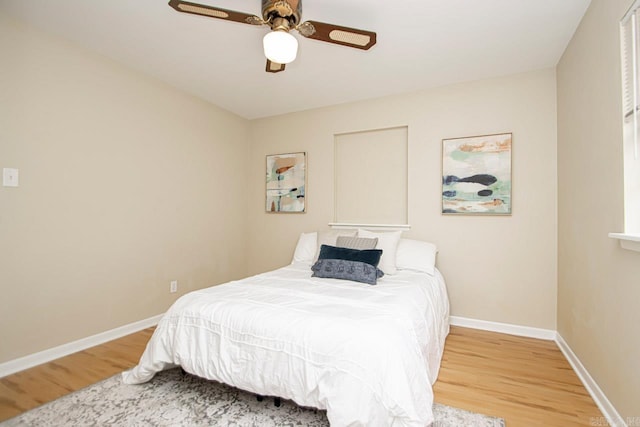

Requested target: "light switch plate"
[{"left": 3, "top": 168, "right": 19, "bottom": 187}]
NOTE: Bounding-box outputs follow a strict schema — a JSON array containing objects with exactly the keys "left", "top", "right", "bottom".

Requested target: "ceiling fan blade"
[
  {"left": 297, "top": 20, "right": 376, "bottom": 50},
  {"left": 266, "top": 60, "right": 286, "bottom": 73},
  {"left": 168, "top": 0, "right": 263, "bottom": 26}
]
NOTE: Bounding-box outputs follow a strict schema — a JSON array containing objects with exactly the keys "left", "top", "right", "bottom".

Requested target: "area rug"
[{"left": 2, "top": 368, "right": 505, "bottom": 426}]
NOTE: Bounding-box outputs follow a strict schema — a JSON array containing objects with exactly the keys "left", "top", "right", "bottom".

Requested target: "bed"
[{"left": 123, "top": 235, "right": 449, "bottom": 426}]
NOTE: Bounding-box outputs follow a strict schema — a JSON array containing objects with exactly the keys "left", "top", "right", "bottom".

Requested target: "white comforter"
[{"left": 122, "top": 263, "right": 450, "bottom": 426}]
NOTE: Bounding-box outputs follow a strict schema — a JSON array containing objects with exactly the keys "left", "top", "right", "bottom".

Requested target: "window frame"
[{"left": 610, "top": 1, "right": 640, "bottom": 251}]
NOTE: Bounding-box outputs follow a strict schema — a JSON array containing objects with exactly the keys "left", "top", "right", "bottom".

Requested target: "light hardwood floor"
[
  {"left": 434, "top": 327, "right": 602, "bottom": 426},
  {"left": 0, "top": 326, "right": 602, "bottom": 426}
]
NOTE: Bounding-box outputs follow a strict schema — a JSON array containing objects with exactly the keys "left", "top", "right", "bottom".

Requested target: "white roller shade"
[{"left": 334, "top": 126, "right": 408, "bottom": 225}]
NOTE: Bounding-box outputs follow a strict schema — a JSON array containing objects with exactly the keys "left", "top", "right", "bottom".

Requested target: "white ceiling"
[{"left": 0, "top": 0, "right": 591, "bottom": 119}]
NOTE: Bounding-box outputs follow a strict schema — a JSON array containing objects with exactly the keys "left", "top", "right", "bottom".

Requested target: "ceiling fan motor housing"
[{"left": 262, "top": 0, "right": 301, "bottom": 27}]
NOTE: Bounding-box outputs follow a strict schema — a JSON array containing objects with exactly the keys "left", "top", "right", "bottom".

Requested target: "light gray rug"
[{"left": 2, "top": 368, "right": 505, "bottom": 426}]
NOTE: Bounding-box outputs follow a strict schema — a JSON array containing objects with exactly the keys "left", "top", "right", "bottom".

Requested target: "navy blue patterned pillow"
[
  {"left": 316, "top": 244, "right": 383, "bottom": 268},
  {"left": 311, "top": 259, "right": 384, "bottom": 285}
]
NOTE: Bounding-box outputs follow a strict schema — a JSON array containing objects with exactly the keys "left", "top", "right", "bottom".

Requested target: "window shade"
[
  {"left": 621, "top": 0, "right": 640, "bottom": 158},
  {"left": 334, "top": 126, "right": 408, "bottom": 225}
]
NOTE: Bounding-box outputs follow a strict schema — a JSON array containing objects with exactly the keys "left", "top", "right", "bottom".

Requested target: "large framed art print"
[{"left": 442, "top": 133, "right": 512, "bottom": 215}]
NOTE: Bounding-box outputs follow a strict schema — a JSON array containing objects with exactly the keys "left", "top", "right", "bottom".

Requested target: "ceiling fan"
[{"left": 168, "top": 0, "right": 377, "bottom": 73}]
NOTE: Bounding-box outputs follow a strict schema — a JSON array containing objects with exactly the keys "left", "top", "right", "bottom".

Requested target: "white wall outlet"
[
  {"left": 170, "top": 280, "right": 178, "bottom": 293},
  {"left": 3, "top": 168, "right": 19, "bottom": 187}
]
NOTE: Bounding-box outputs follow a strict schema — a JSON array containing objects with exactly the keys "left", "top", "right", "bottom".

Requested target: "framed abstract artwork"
[
  {"left": 442, "top": 133, "right": 512, "bottom": 215},
  {"left": 266, "top": 152, "right": 306, "bottom": 213}
]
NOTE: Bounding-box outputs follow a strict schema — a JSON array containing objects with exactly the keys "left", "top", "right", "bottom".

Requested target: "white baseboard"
[
  {"left": 555, "top": 333, "right": 626, "bottom": 427},
  {"left": 449, "top": 315, "right": 557, "bottom": 340},
  {"left": 0, "top": 314, "right": 163, "bottom": 378}
]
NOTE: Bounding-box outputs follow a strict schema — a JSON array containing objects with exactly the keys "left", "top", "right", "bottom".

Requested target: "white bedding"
[{"left": 122, "top": 263, "right": 450, "bottom": 426}]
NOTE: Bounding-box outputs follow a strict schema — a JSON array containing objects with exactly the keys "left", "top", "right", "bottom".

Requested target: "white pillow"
[
  {"left": 357, "top": 229, "right": 402, "bottom": 275},
  {"left": 314, "top": 230, "right": 357, "bottom": 262},
  {"left": 396, "top": 238, "right": 438, "bottom": 276},
  {"left": 292, "top": 232, "right": 318, "bottom": 265}
]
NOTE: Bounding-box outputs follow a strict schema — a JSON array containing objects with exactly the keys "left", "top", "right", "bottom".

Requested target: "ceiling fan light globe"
[{"left": 263, "top": 30, "right": 298, "bottom": 64}]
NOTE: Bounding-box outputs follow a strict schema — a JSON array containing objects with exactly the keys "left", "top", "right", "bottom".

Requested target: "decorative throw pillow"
[
  {"left": 336, "top": 236, "right": 378, "bottom": 250},
  {"left": 313, "top": 230, "right": 357, "bottom": 262},
  {"left": 291, "top": 232, "right": 318, "bottom": 266},
  {"left": 357, "top": 229, "right": 402, "bottom": 275},
  {"left": 316, "top": 244, "right": 383, "bottom": 268},
  {"left": 396, "top": 238, "right": 438, "bottom": 275},
  {"left": 311, "top": 259, "right": 384, "bottom": 285}
]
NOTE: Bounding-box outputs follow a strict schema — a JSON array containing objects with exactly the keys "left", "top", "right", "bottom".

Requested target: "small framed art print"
[{"left": 266, "top": 152, "right": 306, "bottom": 213}]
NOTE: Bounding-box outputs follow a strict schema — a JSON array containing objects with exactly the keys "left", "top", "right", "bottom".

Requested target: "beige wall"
[
  {"left": 0, "top": 15, "right": 249, "bottom": 363},
  {"left": 557, "top": 0, "right": 640, "bottom": 419},
  {"left": 247, "top": 69, "right": 558, "bottom": 330}
]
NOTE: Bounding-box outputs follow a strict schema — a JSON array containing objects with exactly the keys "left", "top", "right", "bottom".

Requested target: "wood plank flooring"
[
  {"left": 434, "top": 327, "right": 602, "bottom": 426},
  {"left": 0, "top": 326, "right": 602, "bottom": 425}
]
